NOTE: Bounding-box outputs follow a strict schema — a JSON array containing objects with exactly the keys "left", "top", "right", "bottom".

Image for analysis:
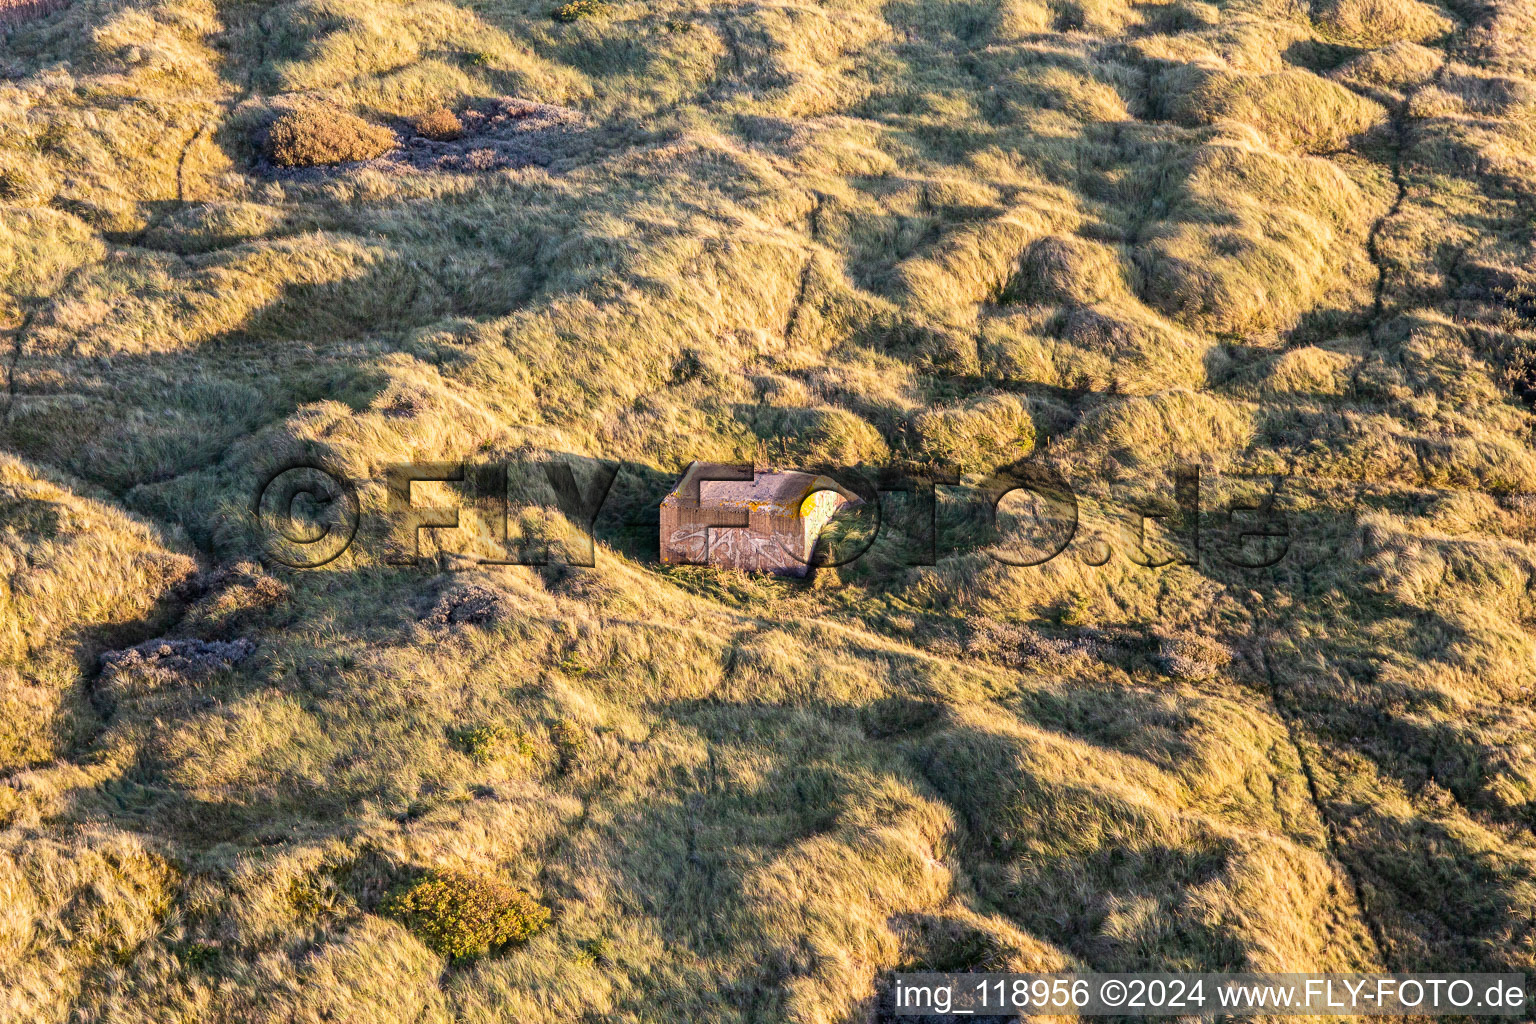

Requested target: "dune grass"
[{"left": 2, "top": 0, "right": 1536, "bottom": 1014}]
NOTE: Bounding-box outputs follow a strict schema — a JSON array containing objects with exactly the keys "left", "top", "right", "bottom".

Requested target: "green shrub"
[
  {"left": 382, "top": 872, "right": 550, "bottom": 962},
  {"left": 287, "top": 877, "right": 345, "bottom": 918},
  {"left": 265, "top": 106, "right": 396, "bottom": 167},
  {"left": 573, "top": 936, "right": 613, "bottom": 966},
  {"left": 1052, "top": 592, "right": 1093, "bottom": 627},
  {"left": 552, "top": 0, "right": 607, "bottom": 21},
  {"left": 413, "top": 107, "right": 463, "bottom": 142},
  {"left": 449, "top": 723, "right": 534, "bottom": 764},
  {"left": 176, "top": 942, "right": 220, "bottom": 969}
]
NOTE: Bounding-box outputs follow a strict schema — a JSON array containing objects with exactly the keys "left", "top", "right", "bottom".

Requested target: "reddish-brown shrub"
[
  {"left": 265, "top": 106, "right": 396, "bottom": 167},
  {"left": 413, "top": 108, "right": 463, "bottom": 141}
]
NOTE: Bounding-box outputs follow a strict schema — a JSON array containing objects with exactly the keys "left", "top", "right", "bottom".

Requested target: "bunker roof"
[{"left": 661, "top": 462, "right": 857, "bottom": 516}]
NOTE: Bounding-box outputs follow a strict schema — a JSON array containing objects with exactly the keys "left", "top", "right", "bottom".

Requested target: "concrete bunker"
[{"left": 660, "top": 462, "right": 859, "bottom": 576}]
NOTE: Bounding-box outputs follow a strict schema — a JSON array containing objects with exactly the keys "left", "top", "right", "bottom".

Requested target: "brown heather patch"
[
  {"left": 265, "top": 106, "right": 397, "bottom": 167},
  {"left": 412, "top": 107, "right": 464, "bottom": 142}
]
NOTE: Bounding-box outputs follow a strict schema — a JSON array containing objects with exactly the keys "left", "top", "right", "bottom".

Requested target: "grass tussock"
[
  {"left": 1330, "top": 40, "right": 1444, "bottom": 94},
  {"left": 1158, "top": 66, "right": 1388, "bottom": 153},
  {"left": 1134, "top": 141, "right": 1375, "bottom": 333},
  {"left": 1312, "top": 0, "right": 1454, "bottom": 46},
  {"left": 1074, "top": 389, "right": 1255, "bottom": 465},
  {"left": 915, "top": 392, "right": 1037, "bottom": 472},
  {"left": 0, "top": 455, "right": 194, "bottom": 770},
  {"left": 1004, "top": 234, "right": 1127, "bottom": 306}
]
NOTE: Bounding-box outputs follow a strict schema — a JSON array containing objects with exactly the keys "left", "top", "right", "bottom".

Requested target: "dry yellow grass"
[
  {"left": 1, "top": 0, "right": 1535, "bottom": 1014},
  {"left": 0, "top": 455, "right": 195, "bottom": 771}
]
